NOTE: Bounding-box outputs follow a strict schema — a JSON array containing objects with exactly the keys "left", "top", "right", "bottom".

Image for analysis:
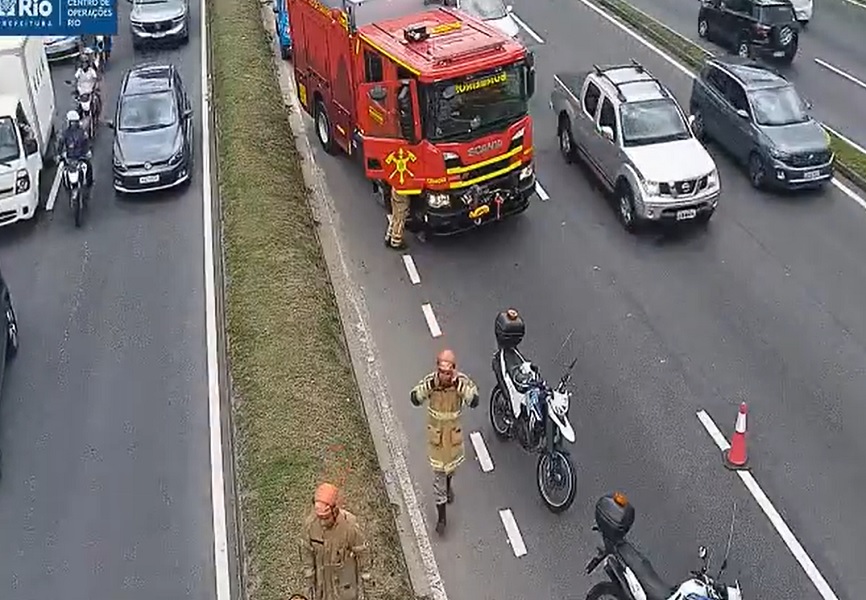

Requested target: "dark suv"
[
  {"left": 689, "top": 58, "right": 833, "bottom": 190},
  {"left": 0, "top": 267, "right": 19, "bottom": 481},
  {"left": 698, "top": 0, "right": 799, "bottom": 64}
]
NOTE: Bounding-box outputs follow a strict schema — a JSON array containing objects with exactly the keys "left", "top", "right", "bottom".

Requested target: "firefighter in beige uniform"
[
  {"left": 300, "top": 483, "right": 372, "bottom": 600},
  {"left": 411, "top": 349, "right": 479, "bottom": 533},
  {"left": 385, "top": 187, "right": 410, "bottom": 250}
]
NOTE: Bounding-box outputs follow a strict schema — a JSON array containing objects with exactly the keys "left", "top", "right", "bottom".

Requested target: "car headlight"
[
  {"left": 512, "top": 127, "right": 525, "bottom": 144},
  {"left": 769, "top": 147, "right": 790, "bottom": 161},
  {"left": 169, "top": 147, "right": 184, "bottom": 165},
  {"left": 707, "top": 168, "right": 719, "bottom": 188},
  {"left": 519, "top": 163, "right": 534, "bottom": 180},
  {"left": 427, "top": 193, "right": 450, "bottom": 208},
  {"left": 642, "top": 180, "right": 660, "bottom": 196},
  {"left": 443, "top": 151, "right": 458, "bottom": 162},
  {"left": 113, "top": 152, "right": 126, "bottom": 170}
]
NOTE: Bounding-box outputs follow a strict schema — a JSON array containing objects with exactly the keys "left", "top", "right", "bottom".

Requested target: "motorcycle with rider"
[
  {"left": 57, "top": 110, "right": 93, "bottom": 228},
  {"left": 70, "top": 47, "right": 102, "bottom": 139}
]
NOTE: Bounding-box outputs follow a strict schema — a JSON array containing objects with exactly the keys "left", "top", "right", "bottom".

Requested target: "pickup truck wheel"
[
  {"left": 617, "top": 184, "right": 638, "bottom": 233},
  {"left": 558, "top": 116, "right": 576, "bottom": 164},
  {"left": 691, "top": 109, "right": 706, "bottom": 142},
  {"left": 698, "top": 17, "right": 709, "bottom": 39},
  {"left": 736, "top": 39, "right": 750, "bottom": 58},
  {"left": 315, "top": 100, "right": 337, "bottom": 155}
]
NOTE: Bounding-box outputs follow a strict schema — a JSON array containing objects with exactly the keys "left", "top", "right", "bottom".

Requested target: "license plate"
[
  {"left": 676, "top": 208, "right": 697, "bottom": 221},
  {"left": 139, "top": 175, "right": 160, "bottom": 184},
  {"left": 804, "top": 170, "right": 821, "bottom": 180},
  {"left": 773, "top": 51, "right": 785, "bottom": 57},
  {"left": 468, "top": 204, "right": 490, "bottom": 220}
]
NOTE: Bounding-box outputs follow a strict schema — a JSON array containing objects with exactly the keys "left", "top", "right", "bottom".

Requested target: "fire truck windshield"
[{"left": 425, "top": 62, "right": 528, "bottom": 142}]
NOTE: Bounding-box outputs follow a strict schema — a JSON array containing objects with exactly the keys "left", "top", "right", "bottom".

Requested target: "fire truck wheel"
[{"left": 315, "top": 100, "right": 337, "bottom": 155}]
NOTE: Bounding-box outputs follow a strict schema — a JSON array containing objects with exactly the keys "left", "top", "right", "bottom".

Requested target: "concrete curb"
[{"left": 257, "top": 6, "right": 448, "bottom": 600}]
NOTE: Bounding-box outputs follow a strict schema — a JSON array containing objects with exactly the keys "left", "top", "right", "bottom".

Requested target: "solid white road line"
[
  {"left": 402, "top": 254, "right": 421, "bottom": 285},
  {"left": 498, "top": 509, "right": 528, "bottom": 557},
  {"left": 201, "top": 2, "right": 232, "bottom": 599},
  {"left": 535, "top": 182, "right": 550, "bottom": 201},
  {"left": 421, "top": 303, "right": 442, "bottom": 338},
  {"left": 815, "top": 58, "right": 866, "bottom": 91},
  {"left": 45, "top": 165, "right": 64, "bottom": 212},
  {"left": 469, "top": 431, "right": 495, "bottom": 473},
  {"left": 575, "top": 0, "right": 866, "bottom": 211},
  {"left": 511, "top": 12, "right": 545, "bottom": 44},
  {"left": 696, "top": 410, "right": 840, "bottom": 600},
  {"left": 824, "top": 125, "right": 866, "bottom": 155}
]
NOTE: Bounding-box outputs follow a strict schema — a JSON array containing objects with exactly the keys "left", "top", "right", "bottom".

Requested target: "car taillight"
[
  {"left": 15, "top": 169, "right": 30, "bottom": 194},
  {"left": 753, "top": 23, "right": 770, "bottom": 37}
]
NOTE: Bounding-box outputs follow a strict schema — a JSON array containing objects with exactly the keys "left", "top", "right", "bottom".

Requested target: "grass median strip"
[
  {"left": 592, "top": 0, "right": 866, "bottom": 192},
  {"left": 209, "top": 0, "right": 416, "bottom": 598}
]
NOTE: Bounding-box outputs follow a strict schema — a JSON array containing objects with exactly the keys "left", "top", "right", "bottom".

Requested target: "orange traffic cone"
[{"left": 724, "top": 402, "right": 750, "bottom": 470}]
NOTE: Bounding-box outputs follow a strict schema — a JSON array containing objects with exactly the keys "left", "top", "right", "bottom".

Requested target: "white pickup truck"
[{"left": 0, "top": 36, "right": 56, "bottom": 227}]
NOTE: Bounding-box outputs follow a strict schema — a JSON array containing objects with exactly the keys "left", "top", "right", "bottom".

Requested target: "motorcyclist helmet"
[{"left": 66, "top": 110, "right": 81, "bottom": 125}]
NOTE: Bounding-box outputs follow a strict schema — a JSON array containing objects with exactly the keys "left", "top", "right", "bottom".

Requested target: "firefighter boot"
[
  {"left": 446, "top": 474, "right": 454, "bottom": 504},
  {"left": 435, "top": 503, "right": 447, "bottom": 534}
]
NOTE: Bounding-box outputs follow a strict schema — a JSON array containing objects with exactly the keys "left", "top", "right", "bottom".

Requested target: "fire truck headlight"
[
  {"left": 427, "top": 193, "right": 450, "bottom": 209},
  {"left": 519, "top": 163, "right": 534, "bottom": 180}
]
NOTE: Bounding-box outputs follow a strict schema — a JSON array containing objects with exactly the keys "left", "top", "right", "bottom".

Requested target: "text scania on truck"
[{"left": 287, "top": 0, "right": 538, "bottom": 235}]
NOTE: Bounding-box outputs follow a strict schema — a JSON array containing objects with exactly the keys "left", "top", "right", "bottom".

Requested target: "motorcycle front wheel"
[
  {"left": 536, "top": 449, "right": 576, "bottom": 513},
  {"left": 586, "top": 582, "right": 626, "bottom": 600},
  {"left": 72, "top": 190, "right": 83, "bottom": 228},
  {"left": 489, "top": 385, "right": 514, "bottom": 440}
]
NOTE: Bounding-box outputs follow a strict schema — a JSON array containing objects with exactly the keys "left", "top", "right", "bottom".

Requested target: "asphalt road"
[
  {"left": 620, "top": 0, "right": 866, "bottom": 145},
  {"left": 283, "top": 1, "right": 866, "bottom": 599},
  {"left": 0, "top": 10, "right": 216, "bottom": 600}
]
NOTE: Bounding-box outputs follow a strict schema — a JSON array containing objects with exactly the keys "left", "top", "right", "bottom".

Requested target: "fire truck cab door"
[{"left": 357, "top": 80, "right": 423, "bottom": 192}]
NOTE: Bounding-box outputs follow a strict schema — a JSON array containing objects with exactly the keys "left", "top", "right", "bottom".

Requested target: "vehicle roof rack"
[{"left": 591, "top": 59, "right": 671, "bottom": 102}]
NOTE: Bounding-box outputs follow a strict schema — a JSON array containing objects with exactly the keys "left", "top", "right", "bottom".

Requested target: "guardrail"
[{"left": 592, "top": 0, "right": 866, "bottom": 193}]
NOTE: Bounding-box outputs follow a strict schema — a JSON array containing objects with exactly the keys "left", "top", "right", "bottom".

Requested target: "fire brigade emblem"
[{"left": 385, "top": 147, "right": 417, "bottom": 185}]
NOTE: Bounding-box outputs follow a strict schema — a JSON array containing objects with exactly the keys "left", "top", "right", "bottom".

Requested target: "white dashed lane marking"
[
  {"left": 421, "top": 303, "right": 442, "bottom": 338},
  {"left": 696, "top": 410, "right": 840, "bottom": 600},
  {"left": 535, "top": 182, "right": 550, "bottom": 201},
  {"left": 498, "top": 509, "right": 528, "bottom": 557},
  {"left": 469, "top": 431, "right": 494, "bottom": 472},
  {"left": 45, "top": 166, "right": 63, "bottom": 212},
  {"left": 511, "top": 12, "right": 545, "bottom": 44},
  {"left": 402, "top": 254, "right": 421, "bottom": 284},
  {"left": 815, "top": 58, "right": 866, "bottom": 91}
]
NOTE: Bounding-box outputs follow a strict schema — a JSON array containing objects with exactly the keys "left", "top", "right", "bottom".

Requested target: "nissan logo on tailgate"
[{"left": 467, "top": 139, "right": 503, "bottom": 157}]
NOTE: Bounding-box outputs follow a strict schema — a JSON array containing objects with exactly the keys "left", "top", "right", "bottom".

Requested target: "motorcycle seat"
[{"left": 616, "top": 541, "right": 675, "bottom": 600}]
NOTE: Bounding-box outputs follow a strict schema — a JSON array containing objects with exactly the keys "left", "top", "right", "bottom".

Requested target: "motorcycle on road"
[
  {"left": 489, "top": 309, "right": 578, "bottom": 513},
  {"left": 94, "top": 35, "right": 109, "bottom": 71},
  {"left": 584, "top": 492, "right": 744, "bottom": 600},
  {"left": 62, "top": 156, "right": 90, "bottom": 228}
]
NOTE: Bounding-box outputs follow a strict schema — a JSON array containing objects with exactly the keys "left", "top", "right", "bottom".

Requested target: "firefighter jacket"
[
  {"left": 299, "top": 508, "right": 371, "bottom": 600},
  {"left": 411, "top": 371, "right": 479, "bottom": 473}
]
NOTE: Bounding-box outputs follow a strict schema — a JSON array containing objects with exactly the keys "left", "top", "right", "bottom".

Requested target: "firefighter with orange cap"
[
  {"left": 410, "top": 348, "right": 479, "bottom": 533},
  {"left": 299, "top": 482, "right": 371, "bottom": 600}
]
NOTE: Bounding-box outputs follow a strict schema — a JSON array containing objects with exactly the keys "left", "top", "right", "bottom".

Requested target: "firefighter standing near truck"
[
  {"left": 300, "top": 483, "right": 372, "bottom": 600},
  {"left": 385, "top": 187, "right": 410, "bottom": 250},
  {"left": 410, "top": 349, "right": 480, "bottom": 533}
]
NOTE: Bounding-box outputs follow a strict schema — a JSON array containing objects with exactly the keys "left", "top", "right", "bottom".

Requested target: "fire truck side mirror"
[
  {"left": 525, "top": 51, "right": 536, "bottom": 99},
  {"left": 368, "top": 86, "right": 387, "bottom": 102},
  {"left": 397, "top": 82, "right": 417, "bottom": 144}
]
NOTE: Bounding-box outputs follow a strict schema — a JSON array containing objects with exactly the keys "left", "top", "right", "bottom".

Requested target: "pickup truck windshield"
[
  {"left": 0, "top": 117, "right": 21, "bottom": 164},
  {"left": 425, "top": 63, "right": 527, "bottom": 142},
  {"left": 619, "top": 99, "right": 691, "bottom": 147}
]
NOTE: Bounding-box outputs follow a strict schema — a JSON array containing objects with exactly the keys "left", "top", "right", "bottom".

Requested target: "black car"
[
  {"left": 698, "top": 0, "right": 799, "bottom": 64},
  {"left": 109, "top": 63, "right": 194, "bottom": 194},
  {"left": 0, "top": 268, "right": 20, "bottom": 480},
  {"left": 689, "top": 58, "right": 833, "bottom": 190}
]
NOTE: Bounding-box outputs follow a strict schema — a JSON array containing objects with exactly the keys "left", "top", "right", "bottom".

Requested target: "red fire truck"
[{"left": 287, "top": 0, "right": 537, "bottom": 235}]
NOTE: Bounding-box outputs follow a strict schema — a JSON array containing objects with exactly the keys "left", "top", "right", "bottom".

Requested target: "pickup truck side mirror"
[
  {"left": 23, "top": 137, "right": 39, "bottom": 156},
  {"left": 804, "top": 99, "right": 813, "bottom": 110},
  {"left": 506, "top": 3, "right": 513, "bottom": 11},
  {"left": 735, "top": 108, "right": 749, "bottom": 119},
  {"left": 525, "top": 50, "right": 536, "bottom": 99},
  {"left": 397, "top": 82, "right": 417, "bottom": 144},
  {"left": 368, "top": 86, "right": 387, "bottom": 102},
  {"left": 600, "top": 125, "right": 615, "bottom": 142}
]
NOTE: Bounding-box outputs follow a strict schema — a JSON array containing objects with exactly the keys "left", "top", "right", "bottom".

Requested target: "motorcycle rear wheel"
[
  {"left": 72, "top": 191, "right": 82, "bottom": 228},
  {"left": 536, "top": 449, "right": 576, "bottom": 513},
  {"left": 586, "top": 582, "right": 625, "bottom": 600},
  {"left": 489, "top": 385, "right": 514, "bottom": 440}
]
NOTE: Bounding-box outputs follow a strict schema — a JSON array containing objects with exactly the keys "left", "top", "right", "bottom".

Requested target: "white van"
[
  {"left": 0, "top": 36, "right": 56, "bottom": 227},
  {"left": 790, "top": 0, "right": 813, "bottom": 25}
]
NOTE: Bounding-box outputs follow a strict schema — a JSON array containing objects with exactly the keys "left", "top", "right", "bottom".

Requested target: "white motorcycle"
[
  {"left": 62, "top": 156, "right": 90, "bottom": 228},
  {"left": 489, "top": 309, "right": 578, "bottom": 512},
  {"left": 585, "top": 493, "right": 744, "bottom": 600}
]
